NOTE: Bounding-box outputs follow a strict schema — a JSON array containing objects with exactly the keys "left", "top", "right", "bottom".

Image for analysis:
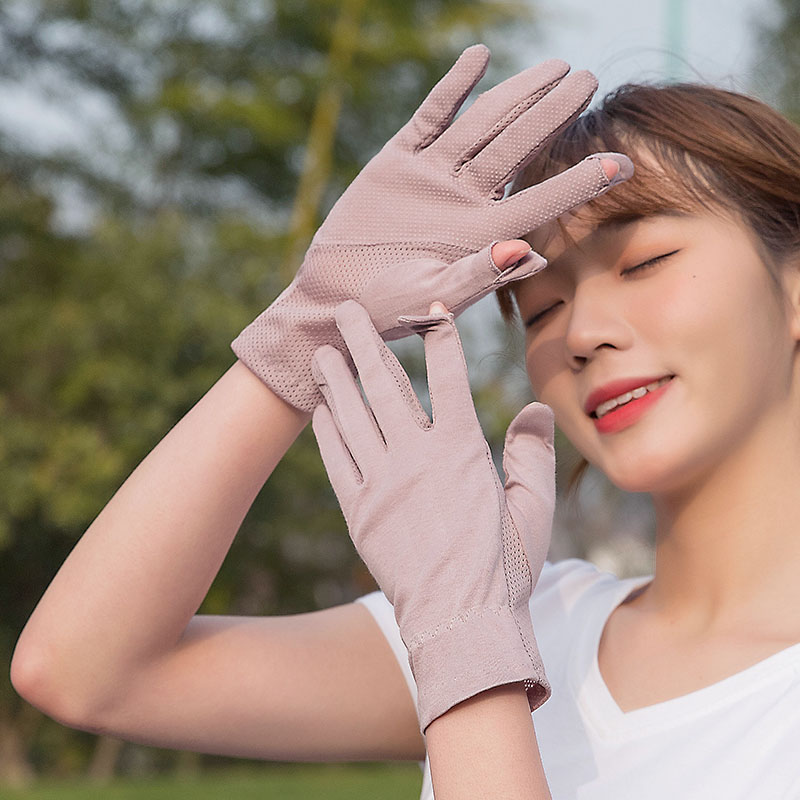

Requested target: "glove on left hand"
[
  {"left": 311, "top": 300, "right": 556, "bottom": 733},
  {"left": 232, "top": 44, "right": 632, "bottom": 412}
]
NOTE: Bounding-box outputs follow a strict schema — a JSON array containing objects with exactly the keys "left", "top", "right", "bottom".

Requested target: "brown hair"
[{"left": 498, "top": 83, "right": 800, "bottom": 491}]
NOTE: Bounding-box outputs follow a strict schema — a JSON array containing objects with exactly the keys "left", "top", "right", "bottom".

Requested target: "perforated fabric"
[
  {"left": 231, "top": 44, "right": 633, "bottom": 412},
  {"left": 311, "top": 300, "right": 556, "bottom": 731}
]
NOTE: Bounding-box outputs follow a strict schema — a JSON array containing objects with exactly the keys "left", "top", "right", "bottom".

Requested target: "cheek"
[
  {"left": 663, "top": 257, "right": 781, "bottom": 373},
  {"left": 524, "top": 328, "right": 566, "bottom": 402}
]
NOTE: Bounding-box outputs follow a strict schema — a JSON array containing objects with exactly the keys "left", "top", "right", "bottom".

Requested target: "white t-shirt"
[{"left": 356, "top": 558, "right": 800, "bottom": 799}]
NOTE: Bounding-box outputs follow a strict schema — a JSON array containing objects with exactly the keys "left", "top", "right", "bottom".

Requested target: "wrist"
[
  {"left": 426, "top": 683, "right": 553, "bottom": 800},
  {"left": 406, "top": 603, "right": 549, "bottom": 733}
]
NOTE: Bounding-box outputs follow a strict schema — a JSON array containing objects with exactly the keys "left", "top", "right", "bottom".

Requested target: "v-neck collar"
[{"left": 569, "top": 572, "right": 800, "bottom": 741}]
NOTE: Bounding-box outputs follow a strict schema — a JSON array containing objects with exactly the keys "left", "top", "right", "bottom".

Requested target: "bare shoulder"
[{"left": 92, "top": 602, "right": 424, "bottom": 762}]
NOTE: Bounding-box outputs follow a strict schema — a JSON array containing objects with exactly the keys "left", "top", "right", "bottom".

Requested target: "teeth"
[{"left": 594, "top": 377, "right": 671, "bottom": 419}]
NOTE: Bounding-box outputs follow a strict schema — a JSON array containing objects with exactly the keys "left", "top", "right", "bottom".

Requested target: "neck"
[{"left": 642, "top": 397, "right": 800, "bottom": 637}]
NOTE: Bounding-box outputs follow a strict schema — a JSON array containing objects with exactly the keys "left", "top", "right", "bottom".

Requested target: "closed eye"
[
  {"left": 524, "top": 301, "right": 561, "bottom": 329},
  {"left": 622, "top": 249, "right": 681, "bottom": 276},
  {"left": 524, "top": 249, "right": 681, "bottom": 328}
]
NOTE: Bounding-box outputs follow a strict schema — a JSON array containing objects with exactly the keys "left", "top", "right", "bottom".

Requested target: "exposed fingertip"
[
  {"left": 491, "top": 239, "right": 532, "bottom": 269},
  {"left": 600, "top": 159, "right": 619, "bottom": 181},
  {"left": 591, "top": 152, "right": 634, "bottom": 185}
]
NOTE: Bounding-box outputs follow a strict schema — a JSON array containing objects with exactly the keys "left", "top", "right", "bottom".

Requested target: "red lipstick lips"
[
  {"left": 585, "top": 375, "right": 674, "bottom": 435},
  {"left": 584, "top": 375, "right": 672, "bottom": 417}
]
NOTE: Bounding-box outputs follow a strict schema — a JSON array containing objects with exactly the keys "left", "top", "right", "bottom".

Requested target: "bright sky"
[
  {"left": 0, "top": 0, "right": 774, "bottom": 156},
  {"left": 515, "top": 0, "right": 773, "bottom": 97}
]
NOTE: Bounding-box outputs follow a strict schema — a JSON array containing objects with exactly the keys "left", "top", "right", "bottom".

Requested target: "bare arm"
[
  {"left": 426, "top": 685, "right": 552, "bottom": 799},
  {"left": 10, "top": 360, "right": 423, "bottom": 761}
]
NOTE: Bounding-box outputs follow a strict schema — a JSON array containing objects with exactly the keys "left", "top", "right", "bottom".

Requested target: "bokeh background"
[{"left": 0, "top": 0, "right": 796, "bottom": 795}]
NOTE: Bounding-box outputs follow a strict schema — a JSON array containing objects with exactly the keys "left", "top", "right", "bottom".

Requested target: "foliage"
[
  {"left": 0, "top": 763, "right": 423, "bottom": 799},
  {"left": 0, "top": 0, "right": 535, "bottom": 781},
  {"left": 757, "top": 0, "right": 800, "bottom": 122},
  {"left": 0, "top": 0, "right": 530, "bottom": 219}
]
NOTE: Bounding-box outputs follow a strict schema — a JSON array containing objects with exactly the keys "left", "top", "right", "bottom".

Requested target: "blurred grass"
[{"left": 0, "top": 764, "right": 423, "bottom": 799}]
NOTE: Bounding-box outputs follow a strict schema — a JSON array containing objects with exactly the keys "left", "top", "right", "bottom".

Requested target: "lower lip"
[{"left": 591, "top": 380, "right": 673, "bottom": 434}]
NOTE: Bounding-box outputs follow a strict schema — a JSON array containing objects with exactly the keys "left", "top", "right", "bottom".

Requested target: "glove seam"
[
  {"left": 452, "top": 81, "right": 561, "bottom": 175},
  {"left": 501, "top": 512, "right": 539, "bottom": 677},
  {"left": 364, "top": 317, "right": 432, "bottom": 431},
  {"left": 306, "top": 241, "right": 475, "bottom": 256},
  {"left": 405, "top": 603, "right": 519, "bottom": 653}
]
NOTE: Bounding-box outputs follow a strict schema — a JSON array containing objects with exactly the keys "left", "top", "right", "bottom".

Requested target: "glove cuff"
[
  {"left": 231, "top": 306, "right": 329, "bottom": 414},
  {"left": 407, "top": 604, "right": 550, "bottom": 733}
]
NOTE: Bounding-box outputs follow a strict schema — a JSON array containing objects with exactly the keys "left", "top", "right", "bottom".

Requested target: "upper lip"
[{"left": 583, "top": 375, "right": 673, "bottom": 417}]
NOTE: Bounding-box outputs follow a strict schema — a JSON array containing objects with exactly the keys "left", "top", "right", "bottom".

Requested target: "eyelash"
[
  {"left": 524, "top": 249, "right": 681, "bottom": 328},
  {"left": 621, "top": 249, "right": 680, "bottom": 277}
]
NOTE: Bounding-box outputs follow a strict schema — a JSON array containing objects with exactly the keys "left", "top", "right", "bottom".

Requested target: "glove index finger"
[
  {"left": 397, "top": 311, "right": 480, "bottom": 431},
  {"left": 495, "top": 152, "right": 634, "bottom": 238},
  {"left": 334, "top": 300, "right": 432, "bottom": 435}
]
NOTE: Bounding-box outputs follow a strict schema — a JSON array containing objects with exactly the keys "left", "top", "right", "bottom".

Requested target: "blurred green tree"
[
  {"left": 0, "top": 0, "right": 534, "bottom": 782},
  {"left": 757, "top": 0, "right": 800, "bottom": 121}
]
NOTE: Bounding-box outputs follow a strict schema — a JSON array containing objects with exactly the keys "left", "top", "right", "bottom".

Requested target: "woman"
[{"left": 10, "top": 45, "right": 800, "bottom": 798}]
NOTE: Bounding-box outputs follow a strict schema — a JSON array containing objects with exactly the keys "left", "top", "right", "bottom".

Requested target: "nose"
[{"left": 564, "top": 277, "right": 634, "bottom": 370}]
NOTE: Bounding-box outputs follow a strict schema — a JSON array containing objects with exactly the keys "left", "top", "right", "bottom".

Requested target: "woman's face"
[{"left": 516, "top": 206, "right": 799, "bottom": 495}]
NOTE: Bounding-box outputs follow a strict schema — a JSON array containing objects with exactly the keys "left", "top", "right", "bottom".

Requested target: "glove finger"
[
  {"left": 491, "top": 152, "right": 634, "bottom": 239},
  {"left": 396, "top": 311, "right": 480, "bottom": 430},
  {"left": 463, "top": 70, "right": 598, "bottom": 196},
  {"left": 360, "top": 245, "right": 546, "bottom": 341},
  {"left": 311, "top": 345, "right": 385, "bottom": 471},
  {"left": 395, "top": 44, "right": 490, "bottom": 151},
  {"left": 334, "top": 300, "right": 432, "bottom": 436},
  {"left": 436, "top": 58, "right": 570, "bottom": 163},
  {"left": 502, "top": 403, "right": 556, "bottom": 575},
  {"left": 312, "top": 403, "right": 362, "bottom": 509}
]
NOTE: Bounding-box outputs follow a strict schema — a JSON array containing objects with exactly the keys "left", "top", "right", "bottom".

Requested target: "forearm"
[
  {"left": 426, "top": 684, "right": 552, "bottom": 800},
  {"left": 12, "top": 360, "right": 308, "bottom": 718}
]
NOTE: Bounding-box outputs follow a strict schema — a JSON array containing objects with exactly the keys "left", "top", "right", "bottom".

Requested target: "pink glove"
[
  {"left": 233, "top": 44, "right": 632, "bottom": 412},
  {"left": 311, "top": 300, "right": 556, "bottom": 732}
]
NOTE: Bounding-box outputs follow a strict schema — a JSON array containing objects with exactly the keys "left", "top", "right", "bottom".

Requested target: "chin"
[
  {"left": 597, "top": 446, "right": 705, "bottom": 495},
  {"left": 582, "top": 434, "right": 695, "bottom": 495},
  {"left": 602, "top": 465, "right": 668, "bottom": 494}
]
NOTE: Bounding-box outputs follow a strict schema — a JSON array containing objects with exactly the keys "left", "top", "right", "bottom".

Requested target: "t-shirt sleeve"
[
  {"left": 352, "top": 560, "right": 602, "bottom": 709},
  {"left": 355, "top": 591, "right": 418, "bottom": 706}
]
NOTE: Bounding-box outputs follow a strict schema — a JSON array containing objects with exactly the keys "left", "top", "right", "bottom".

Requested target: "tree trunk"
[
  {"left": 87, "top": 735, "right": 124, "bottom": 783},
  {"left": 281, "top": 0, "right": 367, "bottom": 280},
  {"left": 0, "top": 702, "right": 39, "bottom": 787}
]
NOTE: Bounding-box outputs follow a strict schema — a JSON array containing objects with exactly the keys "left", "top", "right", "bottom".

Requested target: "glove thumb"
[
  {"left": 358, "top": 243, "right": 546, "bottom": 341},
  {"left": 502, "top": 402, "right": 557, "bottom": 579}
]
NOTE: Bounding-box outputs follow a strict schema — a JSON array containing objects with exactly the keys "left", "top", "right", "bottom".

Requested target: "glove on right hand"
[
  {"left": 233, "top": 44, "right": 633, "bottom": 412},
  {"left": 311, "top": 300, "right": 557, "bottom": 732}
]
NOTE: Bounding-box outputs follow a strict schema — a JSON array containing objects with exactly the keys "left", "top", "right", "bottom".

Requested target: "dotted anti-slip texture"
[{"left": 232, "top": 45, "right": 616, "bottom": 412}]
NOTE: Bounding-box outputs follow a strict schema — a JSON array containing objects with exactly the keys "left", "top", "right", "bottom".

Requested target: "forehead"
[
  {"left": 527, "top": 210, "right": 681, "bottom": 260},
  {"left": 528, "top": 142, "right": 728, "bottom": 248}
]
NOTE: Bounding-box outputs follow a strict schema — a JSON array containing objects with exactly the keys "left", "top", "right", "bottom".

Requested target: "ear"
[{"left": 785, "top": 258, "right": 800, "bottom": 342}]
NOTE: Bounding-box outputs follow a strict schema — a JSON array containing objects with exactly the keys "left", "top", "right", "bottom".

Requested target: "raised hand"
[
  {"left": 233, "top": 44, "right": 632, "bottom": 412},
  {"left": 311, "top": 297, "right": 556, "bottom": 732}
]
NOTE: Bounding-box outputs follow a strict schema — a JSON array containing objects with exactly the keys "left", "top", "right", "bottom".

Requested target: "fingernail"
[
  {"left": 590, "top": 152, "right": 634, "bottom": 186},
  {"left": 508, "top": 243, "right": 532, "bottom": 266}
]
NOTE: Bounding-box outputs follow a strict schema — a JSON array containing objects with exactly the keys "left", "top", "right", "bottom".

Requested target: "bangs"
[
  {"left": 497, "top": 81, "right": 800, "bottom": 322},
  {"left": 511, "top": 111, "right": 737, "bottom": 227}
]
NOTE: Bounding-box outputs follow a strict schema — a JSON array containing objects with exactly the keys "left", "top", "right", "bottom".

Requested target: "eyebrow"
[
  {"left": 537, "top": 209, "right": 694, "bottom": 274},
  {"left": 589, "top": 209, "right": 692, "bottom": 232}
]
